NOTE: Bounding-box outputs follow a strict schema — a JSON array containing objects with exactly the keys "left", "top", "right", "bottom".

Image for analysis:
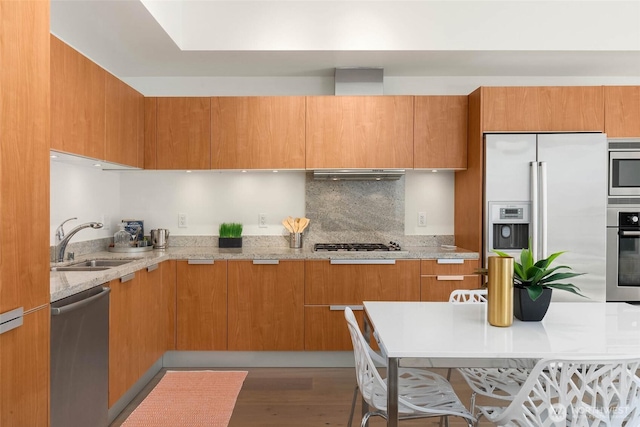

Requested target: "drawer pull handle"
[
  {"left": 147, "top": 264, "right": 159, "bottom": 272},
  {"left": 188, "top": 259, "right": 214, "bottom": 265},
  {"left": 0, "top": 307, "right": 23, "bottom": 335},
  {"left": 330, "top": 305, "right": 364, "bottom": 311},
  {"left": 437, "top": 275, "right": 464, "bottom": 281},
  {"left": 330, "top": 259, "right": 396, "bottom": 265},
  {"left": 436, "top": 259, "right": 464, "bottom": 265},
  {"left": 120, "top": 273, "right": 135, "bottom": 283},
  {"left": 253, "top": 260, "right": 279, "bottom": 265}
]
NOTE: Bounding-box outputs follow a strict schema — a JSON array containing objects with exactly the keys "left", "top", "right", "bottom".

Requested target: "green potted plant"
[
  {"left": 494, "top": 246, "right": 586, "bottom": 321},
  {"left": 218, "top": 222, "right": 243, "bottom": 248}
]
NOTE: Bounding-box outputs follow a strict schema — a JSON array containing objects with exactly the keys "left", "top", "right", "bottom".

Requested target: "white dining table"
[{"left": 363, "top": 301, "right": 640, "bottom": 427}]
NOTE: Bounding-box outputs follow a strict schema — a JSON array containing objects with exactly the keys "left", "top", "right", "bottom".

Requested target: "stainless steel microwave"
[{"left": 609, "top": 140, "right": 640, "bottom": 197}]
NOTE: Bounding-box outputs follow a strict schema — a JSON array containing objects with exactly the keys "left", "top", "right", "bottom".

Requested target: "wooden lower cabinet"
[
  {"left": 109, "top": 271, "right": 141, "bottom": 407},
  {"left": 420, "top": 259, "right": 481, "bottom": 302},
  {"left": 0, "top": 307, "right": 49, "bottom": 427},
  {"left": 109, "top": 264, "right": 167, "bottom": 407},
  {"left": 176, "top": 260, "right": 227, "bottom": 350},
  {"left": 304, "top": 260, "right": 420, "bottom": 350},
  {"left": 228, "top": 260, "right": 304, "bottom": 350},
  {"left": 161, "top": 260, "right": 177, "bottom": 351}
]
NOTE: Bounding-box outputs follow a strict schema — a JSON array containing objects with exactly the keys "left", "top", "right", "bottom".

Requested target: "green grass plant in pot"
[
  {"left": 219, "top": 222, "right": 243, "bottom": 248},
  {"left": 494, "top": 246, "right": 586, "bottom": 321}
]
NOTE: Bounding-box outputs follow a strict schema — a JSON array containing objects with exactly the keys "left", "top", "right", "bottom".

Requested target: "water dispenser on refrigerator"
[{"left": 487, "top": 202, "right": 530, "bottom": 258}]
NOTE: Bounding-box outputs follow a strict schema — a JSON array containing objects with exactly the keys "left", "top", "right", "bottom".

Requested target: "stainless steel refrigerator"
[{"left": 484, "top": 133, "right": 607, "bottom": 302}]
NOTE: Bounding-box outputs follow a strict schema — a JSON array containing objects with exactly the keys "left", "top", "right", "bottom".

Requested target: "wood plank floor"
[{"left": 110, "top": 367, "right": 498, "bottom": 426}]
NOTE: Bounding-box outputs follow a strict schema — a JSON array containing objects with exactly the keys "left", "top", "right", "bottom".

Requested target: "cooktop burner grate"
[{"left": 314, "top": 242, "right": 401, "bottom": 251}]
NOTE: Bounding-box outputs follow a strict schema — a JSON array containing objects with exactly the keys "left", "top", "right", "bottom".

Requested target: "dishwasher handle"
[{"left": 51, "top": 287, "right": 110, "bottom": 316}]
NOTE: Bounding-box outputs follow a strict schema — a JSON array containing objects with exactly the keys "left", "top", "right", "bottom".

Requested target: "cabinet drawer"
[
  {"left": 304, "top": 305, "right": 378, "bottom": 351},
  {"left": 420, "top": 276, "right": 481, "bottom": 302},
  {"left": 420, "top": 259, "right": 479, "bottom": 276},
  {"left": 305, "top": 260, "right": 420, "bottom": 305}
]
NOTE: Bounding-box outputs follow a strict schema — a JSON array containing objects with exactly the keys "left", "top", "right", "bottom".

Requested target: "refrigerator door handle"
[
  {"left": 539, "top": 161, "right": 548, "bottom": 259},
  {"left": 530, "top": 161, "right": 539, "bottom": 259}
]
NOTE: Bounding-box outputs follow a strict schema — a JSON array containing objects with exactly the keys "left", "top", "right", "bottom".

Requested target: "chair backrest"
[
  {"left": 449, "top": 288, "right": 488, "bottom": 304},
  {"left": 487, "top": 357, "right": 640, "bottom": 425},
  {"left": 344, "top": 307, "right": 388, "bottom": 408}
]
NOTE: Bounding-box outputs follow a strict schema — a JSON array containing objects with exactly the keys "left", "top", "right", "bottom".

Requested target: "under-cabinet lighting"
[
  {"left": 241, "top": 170, "right": 247, "bottom": 173},
  {"left": 273, "top": 170, "right": 278, "bottom": 173},
  {"left": 431, "top": 170, "right": 438, "bottom": 173},
  {"left": 186, "top": 170, "right": 192, "bottom": 173},
  {"left": 93, "top": 163, "right": 101, "bottom": 167},
  {"left": 50, "top": 154, "right": 58, "bottom": 159}
]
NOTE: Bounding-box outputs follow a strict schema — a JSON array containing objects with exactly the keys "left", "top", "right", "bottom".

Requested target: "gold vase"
[{"left": 487, "top": 256, "right": 514, "bottom": 327}]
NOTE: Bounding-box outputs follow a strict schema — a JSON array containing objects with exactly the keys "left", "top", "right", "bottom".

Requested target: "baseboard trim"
[
  {"left": 107, "top": 358, "right": 163, "bottom": 424},
  {"left": 162, "top": 351, "right": 356, "bottom": 368}
]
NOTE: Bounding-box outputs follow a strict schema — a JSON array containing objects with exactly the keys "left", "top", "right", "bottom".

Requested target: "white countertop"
[
  {"left": 50, "top": 246, "right": 478, "bottom": 302},
  {"left": 364, "top": 301, "right": 640, "bottom": 365}
]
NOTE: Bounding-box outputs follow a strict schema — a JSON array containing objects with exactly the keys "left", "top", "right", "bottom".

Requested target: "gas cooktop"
[{"left": 314, "top": 242, "right": 401, "bottom": 252}]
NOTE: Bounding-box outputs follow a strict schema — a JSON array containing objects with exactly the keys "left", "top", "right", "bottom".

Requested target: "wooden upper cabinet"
[
  {"left": 144, "top": 97, "right": 158, "bottom": 169},
  {"left": 482, "top": 86, "right": 604, "bottom": 132},
  {"left": 305, "top": 96, "right": 414, "bottom": 169},
  {"left": 50, "top": 35, "right": 106, "bottom": 160},
  {"left": 105, "top": 72, "right": 144, "bottom": 167},
  {"left": 414, "top": 96, "right": 468, "bottom": 169},
  {"left": 604, "top": 86, "right": 640, "bottom": 138},
  {"left": 156, "top": 97, "right": 211, "bottom": 169},
  {"left": 211, "top": 97, "right": 305, "bottom": 169}
]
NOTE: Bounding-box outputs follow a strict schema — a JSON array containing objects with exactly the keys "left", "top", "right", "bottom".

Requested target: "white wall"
[
  {"left": 118, "top": 170, "right": 306, "bottom": 236},
  {"left": 50, "top": 161, "right": 121, "bottom": 245},
  {"left": 50, "top": 165, "right": 455, "bottom": 243}
]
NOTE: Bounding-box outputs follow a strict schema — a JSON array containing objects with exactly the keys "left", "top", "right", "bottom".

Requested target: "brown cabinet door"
[
  {"left": 156, "top": 97, "right": 211, "bottom": 169},
  {"left": 228, "top": 260, "right": 304, "bottom": 350},
  {"left": 305, "top": 260, "right": 420, "bottom": 305},
  {"left": 304, "top": 260, "right": 420, "bottom": 351},
  {"left": 305, "top": 96, "right": 414, "bottom": 169},
  {"left": 105, "top": 72, "right": 144, "bottom": 167},
  {"left": 0, "top": 307, "right": 49, "bottom": 427},
  {"left": 414, "top": 96, "right": 468, "bottom": 169},
  {"left": 420, "top": 259, "right": 480, "bottom": 275},
  {"left": 1, "top": 2, "right": 50, "bottom": 314},
  {"left": 211, "top": 97, "right": 306, "bottom": 169},
  {"left": 304, "top": 305, "right": 367, "bottom": 351},
  {"left": 50, "top": 35, "right": 106, "bottom": 160},
  {"left": 109, "top": 273, "right": 141, "bottom": 407},
  {"left": 420, "top": 276, "right": 482, "bottom": 302},
  {"left": 604, "top": 86, "right": 640, "bottom": 137},
  {"left": 482, "top": 86, "right": 604, "bottom": 132},
  {"left": 161, "top": 260, "right": 177, "bottom": 351},
  {"left": 138, "top": 265, "right": 162, "bottom": 375},
  {"left": 176, "top": 261, "right": 227, "bottom": 350}
]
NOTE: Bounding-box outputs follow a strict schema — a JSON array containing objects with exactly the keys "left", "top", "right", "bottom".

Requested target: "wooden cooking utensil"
[
  {"left": 298, "top": 217, "right": 310, "bottom": 232},
  {"left": 286, "top": 216, "right": 296, "bottom": 233},
  {"left": 282, "top": 219, "right": 294, "bottom": 233}
]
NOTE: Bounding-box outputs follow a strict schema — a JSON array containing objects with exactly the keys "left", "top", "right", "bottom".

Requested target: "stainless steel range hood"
[{"left": 313, "top": 169, "right": 405, "bottom": 181}]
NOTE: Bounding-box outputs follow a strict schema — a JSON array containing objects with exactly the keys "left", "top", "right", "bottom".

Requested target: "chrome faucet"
[{"left": 54, "top": 217, "right": 104, "bottom": 262}]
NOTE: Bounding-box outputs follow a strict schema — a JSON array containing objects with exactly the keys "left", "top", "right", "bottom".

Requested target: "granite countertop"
[{"left": 50, "top": 245, "right": 479, "bottom": 302}]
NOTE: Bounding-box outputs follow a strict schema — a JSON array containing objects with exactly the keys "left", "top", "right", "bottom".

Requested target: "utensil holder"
[
  {"left": 289, "top": 233, "right": 303, "bottom": 249},
  {"left": 487, "top": 256, "right": 514, "bottom": 327}
]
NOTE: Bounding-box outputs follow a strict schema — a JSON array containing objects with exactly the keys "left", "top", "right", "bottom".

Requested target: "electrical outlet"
[
  {"left": 178, "top": 213, "right": 188, "bottom": 228},
  {"left": 258, "top": 213, "right": 267, "bottom": 228},
  {"left": 418, "top": 211, "right": 427, "bottom": 227},
  {"left": 102, "top": 214, "right": 111, "bottom": 231}
]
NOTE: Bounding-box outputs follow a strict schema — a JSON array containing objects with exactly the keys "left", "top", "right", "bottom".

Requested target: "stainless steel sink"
[
  {"left": 50, "top": 258, "right": 139, "bottom": 272},
  {"left": 50, "top": 266, "right": 111, "bottom": 272},
  {"left": 71, "top": 259, "right": 136, "bottom": 267}
]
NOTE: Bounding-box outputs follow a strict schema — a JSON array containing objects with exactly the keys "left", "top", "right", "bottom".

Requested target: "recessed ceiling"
[{"left": 50, "top": 1, "right": 640, "bottom": 84}]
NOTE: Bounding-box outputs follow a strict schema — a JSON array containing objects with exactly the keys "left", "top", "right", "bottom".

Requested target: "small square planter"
[
  {"left": 219, "top": 237, "right": 242, "bottom": 248},
  {"left": 514, "top": 287, "right": 552, "bottom": 321}
]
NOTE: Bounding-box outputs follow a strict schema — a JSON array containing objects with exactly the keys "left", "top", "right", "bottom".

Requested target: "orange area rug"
[{"left": 122, "top": 370, "right": 248, "bottom": 427}]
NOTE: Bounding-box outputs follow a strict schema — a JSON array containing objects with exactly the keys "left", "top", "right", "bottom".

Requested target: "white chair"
[
  {"left": 476, "top": 356, "right": 640, "bottom": 426},
  {"left": 344, "top": 307, "right": 476, "bottom": 427},
  {"left": 450, "top": 289, "right": 534, "bottom": 411}
]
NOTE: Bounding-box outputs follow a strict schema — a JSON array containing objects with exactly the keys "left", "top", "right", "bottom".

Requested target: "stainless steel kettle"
[{"left": 150, "top": 229, "right": 170, "bottom": 249}]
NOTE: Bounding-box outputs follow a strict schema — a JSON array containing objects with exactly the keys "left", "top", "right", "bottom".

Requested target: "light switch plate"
[{"left": 178, "top": 213, "right": 188, "bottom": 228}]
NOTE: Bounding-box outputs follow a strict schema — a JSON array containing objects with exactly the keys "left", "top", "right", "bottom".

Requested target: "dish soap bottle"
[{"left": 114, "top": 222, "right": 131, "bottom": 248}]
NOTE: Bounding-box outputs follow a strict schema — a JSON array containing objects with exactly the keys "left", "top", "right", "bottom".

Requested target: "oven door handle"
[{"left": 619, "top": 230, "right": 640, "bottom": 237}]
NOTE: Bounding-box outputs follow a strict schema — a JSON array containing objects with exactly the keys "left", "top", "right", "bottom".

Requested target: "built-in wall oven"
[{"left": 606, "top": 208, "right": 640, "bottom": 302}]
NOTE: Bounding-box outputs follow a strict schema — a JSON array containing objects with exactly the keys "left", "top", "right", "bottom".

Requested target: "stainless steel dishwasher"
[{"left": 51, "top": 285, "right": 110, "bottom": 427}]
